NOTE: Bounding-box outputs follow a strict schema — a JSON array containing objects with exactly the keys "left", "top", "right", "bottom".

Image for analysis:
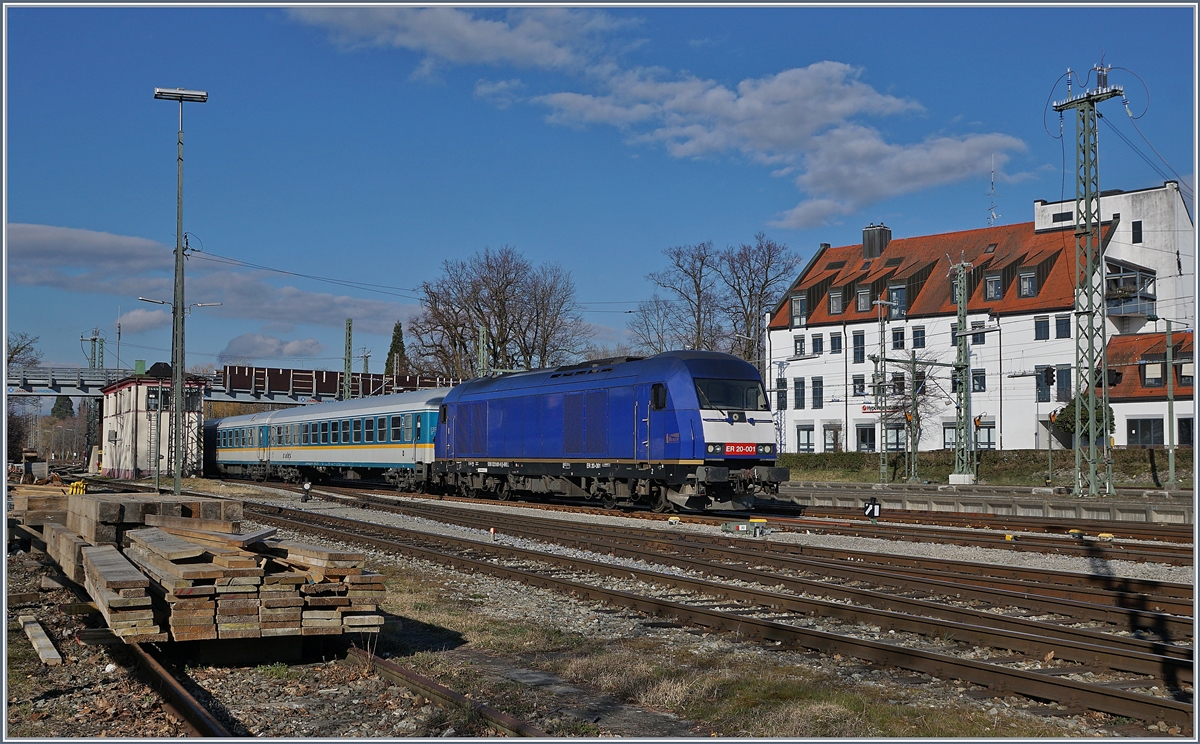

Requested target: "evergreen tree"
[
  {"left": 383, "top": 321, "right": 410, "bottom": 377},
  {"left": 50, "top": 395, "right": 74, "bottom": 420}
]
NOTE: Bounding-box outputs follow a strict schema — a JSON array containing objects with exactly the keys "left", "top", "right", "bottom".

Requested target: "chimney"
[
  {"left": 863, "top": 224, "right": 891, "bottom": 259},
  {"left": 820, "top": 243, "right": 830, "bottom": 251}
]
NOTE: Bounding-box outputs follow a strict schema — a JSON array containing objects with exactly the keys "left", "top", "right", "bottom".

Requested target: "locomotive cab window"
[
  {"left": 693, "top": 378, "right": 769, "bottom": 411},
  {"left": 651, "top": 383, "right": 668, "bottom": 410}
]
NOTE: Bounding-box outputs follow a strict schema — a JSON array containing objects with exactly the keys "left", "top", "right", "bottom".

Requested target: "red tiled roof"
[
  {"left": 770, "top": 221, "right": 1110, "bottom": 329},
  {"left": 1104, "top": 332, "right": 1194, "bottom": 402}
]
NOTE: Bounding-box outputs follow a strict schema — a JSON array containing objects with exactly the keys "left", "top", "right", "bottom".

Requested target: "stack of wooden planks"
[
  {"left": 25, "top": 490, "right": 385, "bottom": 643},
  {"left": 8, "top": 485, "right": 69, "bottom": 526},
  {"left": 80, "top": 545, "right": 167, "bottom": 642},
  {"left": 65, "top": 492, "right": 242, "bottom": 547}
]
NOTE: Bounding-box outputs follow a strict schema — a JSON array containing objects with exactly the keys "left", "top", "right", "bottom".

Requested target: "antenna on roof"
[{"left": 986, "top": 154, "right": 1001, "bottom": 227}]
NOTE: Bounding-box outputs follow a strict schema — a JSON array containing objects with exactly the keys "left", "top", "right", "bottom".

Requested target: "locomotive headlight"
[
  {"left": 706, "top": 443, "right": 724, "bottom": 455},
  {"left": 756, "top": 443, "right": 775, "bottom": 455}
]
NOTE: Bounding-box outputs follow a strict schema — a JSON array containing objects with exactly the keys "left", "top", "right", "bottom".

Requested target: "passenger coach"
[
  {"left": 433, "top": 351, "right": 788, "bottom": 511},
  {"left": 205, "top": 388, "right": 445, "bottom": 490}
]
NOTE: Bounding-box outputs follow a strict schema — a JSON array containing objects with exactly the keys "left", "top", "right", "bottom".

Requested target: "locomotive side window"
[
  {"left": 651, "top": 384, "right": 668, "bottom": 410},
  {"left": 439, "top": 405, "right": 447, "bottom": 423},
  {"left": 694, "top": 378, "right": 769, "bottom": 411}
]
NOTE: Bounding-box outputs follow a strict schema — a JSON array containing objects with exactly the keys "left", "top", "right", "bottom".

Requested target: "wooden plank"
[
  {"left": 18, "top": 616, "right": 62, "bottom": 665},
  {"left": 123, "top": 546, "right": 227, "bottom": 580},
  {"left": 269, "top": 540, "right": 364, "bottom": 562},
  {"left": 21, "top": 511, "right": 68, "bottom": 526},
  {"left": 154, "top": 525, "right": 276, "bottom": 548},
  {"left": 80, "top": 545, "right": 149, "bottom": 589},
  {"left": 143, "top": 514, "right": 241, "bottom": 534},
  {"left": 8, "top": 592, "right": 40, "bottom": 605},
  {"left": 75, "top": 628, "right": 123, "bottom": 645},
  {"left": 59, "top": 602, "right": 99, "bottom": 615},
  {"left": 125, "top": 527, "right": 207, "bottom": 560}
]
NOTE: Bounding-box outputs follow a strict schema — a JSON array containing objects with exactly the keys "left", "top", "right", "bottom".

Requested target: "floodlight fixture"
[{"left": 154, "top": 87, "right": 208, "bottom": 103}]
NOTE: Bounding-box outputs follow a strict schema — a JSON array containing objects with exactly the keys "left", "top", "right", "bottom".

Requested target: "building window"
[
  {"left": 889, "top": 285, "right": 907, "bottom": 318},
  {"left": 891, "top": 373, "right": 905, "bottom": 396},
  {"left": 950, "top": 279, "right": 960, "bottom": 305},
  {"left": 1056, "top": 365, "right": 1072, "bottom": 402},
  {"left": 951, "top": 368, "right": 961, "bottom": 393},
  {"left": 1132, "top": 220, "right": 1143, "bottom": 244},
  {"left": 950, "top": 323, "right": 958, "bottom": 346},
  {"left": 1181, "top": 418, "right": 1194, "bottom": 447},
  {"left": 830, "top": 292, "right": 843, "bottom": 315},
  {"left": 914, "top": 370, "right": 926, "bottom": 394},
  {"left": 1019, "top": 273, "right": 1037, "bottom": 298},
  {"left": 856, "top": 289, "right": 871, "bottom": 312},
  {"left": 1179, "top": 361, "right": 1194, "bottom": 386},
  {"left": 793, "top": 378, "right": 805, "bottom": 410},
  {"left": 943, "top": 425, "right": 957, "bottom": 449},
  {"left": 812, "top": 335, "right": 824, "bottom": 355},
  {"left": 1055, "top": 315, "right": 1071, "bottom": 339},
  {"left": 985, "top": 276, "right": 1002, "bottom": 301},
  {"left": 853, "top": 332, "right": 865, "bottom": 364},
  {"left": 885, "top": 425, "right": 906, "bottom": 452},
  {"left": 971, "top": 369, "right": 987, "bottom": 392},
  {"left": 791, "top": 295, "right": 807, "bottom": 327},
  {"left": 1035, "top": 365, "right": 1051, "bottom": 402},
  {"left": 812, "top": 377, "right": 824, "bottom": 409},
  {"left": 912, "top": 326, "right": 926, "bottom": 349},
  {"left": 823, "top": 425, "right": 841, "bottom": 452},
  {"left": 830, "top": 333, "right": 842, "bottom": 354},
  {"left": 1052, "top": 211, "right": 1072, "bottom": 223},
  {"left": 793, "top": 336, "right": 805, "bottom": 357},
  {"left": 796, "top": 425, "right": 815, "bottom": 453},
  {"left": 976, "top": 425, "right": 997, "bottom": 450},
  {"left": 1142, "top": 361, "right": 1164, "bottom": 387},
  {"left": 776, "top": 378, "right": 787, "bottom": 411},
  {"left": 892, "top": 329, "right": 905, "bottom": 350},
  {"left": 852, "top": 375, "right": 866, "bottom": 396},
  {"left": 856, "top": 425, "right": 876, "bottom": 452},
  {"left": 1034, "top": 316, "right": 1049, "bottom": 340},
  {"left": 971, "top": 321, "right": 986, "bottom": 345},
  {"left": 1128, "top": 418, "right": 1164, "bottom": 447}
]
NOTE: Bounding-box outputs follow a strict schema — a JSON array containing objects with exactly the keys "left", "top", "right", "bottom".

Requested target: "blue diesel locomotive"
[{"left": 206, "top": 351, "right": 788, "bottom": 511}]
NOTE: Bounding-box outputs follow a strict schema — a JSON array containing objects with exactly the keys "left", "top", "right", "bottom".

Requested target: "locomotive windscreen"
[{"left": 693, "top": 378, "right": 769, "bottom": 411}]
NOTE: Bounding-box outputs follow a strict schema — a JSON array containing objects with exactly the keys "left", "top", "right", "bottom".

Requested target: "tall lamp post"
[{"left": 154, "top": 86, "right": 207, "bottom": 495}]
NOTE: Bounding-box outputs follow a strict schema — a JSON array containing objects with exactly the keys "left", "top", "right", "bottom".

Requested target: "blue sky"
[{"left": 5, "top": 5, "right": 1195, "bottom": 373}]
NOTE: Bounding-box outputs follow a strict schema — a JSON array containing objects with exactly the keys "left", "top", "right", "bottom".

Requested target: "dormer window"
[
  {"left": 985, "top": 276, "right": 1002, "bottom": 301},
  {"left": 829, "top": 292, "right": 844, "bottom": 314},
  {"left": 790, "top": 295, "right": 807, "bottom": 327},
  {"left": 1018, "top": 273, "right": 1037, "bottom": 298},
  {"left": 856, "top": 289, "right": 871, "bottom": 312}
]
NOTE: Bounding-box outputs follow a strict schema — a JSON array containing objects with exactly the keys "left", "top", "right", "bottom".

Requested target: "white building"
[
  {"left": 766, "top": 181, "right": 1194, "bottom": 455},
  {"left": 100, "top": 368, "right": 206, "bottom": 480}
]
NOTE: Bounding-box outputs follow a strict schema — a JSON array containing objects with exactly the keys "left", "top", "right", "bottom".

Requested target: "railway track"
[
  {"left": 126, "top": 644, "right": 232, "bottom": 737},
  {"left": 241, "top": 497, "right": 1194, "bottom": 729}
]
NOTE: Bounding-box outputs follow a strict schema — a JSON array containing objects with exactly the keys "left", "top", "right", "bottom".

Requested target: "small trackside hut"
[{"left": 433, "top": 351, "right": 788, "bottom": 512}]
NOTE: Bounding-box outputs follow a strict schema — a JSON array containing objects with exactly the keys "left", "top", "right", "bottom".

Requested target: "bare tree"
[
  {"left": 718, "top": 233, "right": 799, "bottom": 370},
  {"left": 7, "top": 333, "right": 42, "bottom": 461},
  {"left": 646, "top": 241, "right": 725, "bottom": 351},
  {"left": 626, "top": 294, "right": 680, "bottom": 354},
  {"left": 409, "top": 246, "right": 589, "bottom": 377},
  {"left": 7, "top": 332, "right": 42, "bottom": 368}
]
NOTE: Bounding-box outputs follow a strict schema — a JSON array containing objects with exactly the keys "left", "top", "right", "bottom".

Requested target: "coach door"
[{"left": 257, "top": 425, "right": 271, "bottom": 464}]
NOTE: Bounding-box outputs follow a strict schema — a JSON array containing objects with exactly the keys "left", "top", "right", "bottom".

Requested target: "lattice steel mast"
[{"left": 1053, "top": 65, "right": 1121, "bottom": 496}]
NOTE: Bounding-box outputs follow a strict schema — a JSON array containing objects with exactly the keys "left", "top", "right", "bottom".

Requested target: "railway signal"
[
  {"left": 864, "top": 497, "right": 881, "bottom": 523},
  {"left": 301, "top": 480, "right": 311, "bottom": 502}
]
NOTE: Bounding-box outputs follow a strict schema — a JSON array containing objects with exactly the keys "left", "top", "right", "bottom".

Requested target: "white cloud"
[
  {"left": 532, "top": 62, "right": 1026, "bottom": 227},
  {"left": 474, "top": 78, "right": 525, "bottom": 109},
  {"left": 117, "top": 308, "right": 171, "bottom": 334},
  {"left": 290, "top": 7, "right": 632, "bottom": 74},
  {"left": 217, "top": 333, "right": 324, "bottom": 365},
  {"left": 7, "top": 223, "right": 421, "bottom": 337}
]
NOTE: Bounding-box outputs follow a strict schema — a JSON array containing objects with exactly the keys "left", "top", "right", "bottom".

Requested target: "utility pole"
[
  {"left": 950, "top": 259, "right": 974, "bottom": 484},
  {"left": 343, "top": 318, "right": 353, "bottom": 400},
  {"left": 1166, "top": 319, "right": 1176, "bottom": 488},
  {"left": 872, "top": 299, "right": 893, "bottom": 484},
  {"left": 908, "top": 350, "right": 920, "bottom": 482},
  {"left": 1054, "top": 64, "right": 1121, "bottom": 497},
  {"left": 359, "top": 347, "right": 371, "bottom": 375}
]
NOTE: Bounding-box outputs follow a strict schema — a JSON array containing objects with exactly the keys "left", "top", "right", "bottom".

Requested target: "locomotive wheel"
[
  {"left": 600, "top": 493, "right": 617, "bottom": 510},
  {"left": 496, "top": 482, "right": 513, "bottom": 502},
  {"left": 650, "top": 488, "right": 674, "bottom": 513}
]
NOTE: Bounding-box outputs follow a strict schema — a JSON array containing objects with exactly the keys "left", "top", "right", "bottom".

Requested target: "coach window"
[
  {"left": 352, "top": 419, "right": 362, "bottom": 443},
  {"left": 321, "top": 421, "right": 330, "bottom": 444},
  {"left": 377, "top": 417, "right": 388, "bottom": 442},
  {"left": 391, "top": 416, "right": 402, "bottom": 442},
  {"left": 341, "top": 420, "right": 350, "bottom": 443},
  {"left": 331, "top": 421, "right": 340, "bottom": 444},
  {"left": 415, "top": 415, "right": 423, "bottom": 441},
  {"left": 301, "top": 424, "right": 308, "bottom": 445},
  {"left": 405, "top": 414, "right": 414, "bottom": 442}
]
